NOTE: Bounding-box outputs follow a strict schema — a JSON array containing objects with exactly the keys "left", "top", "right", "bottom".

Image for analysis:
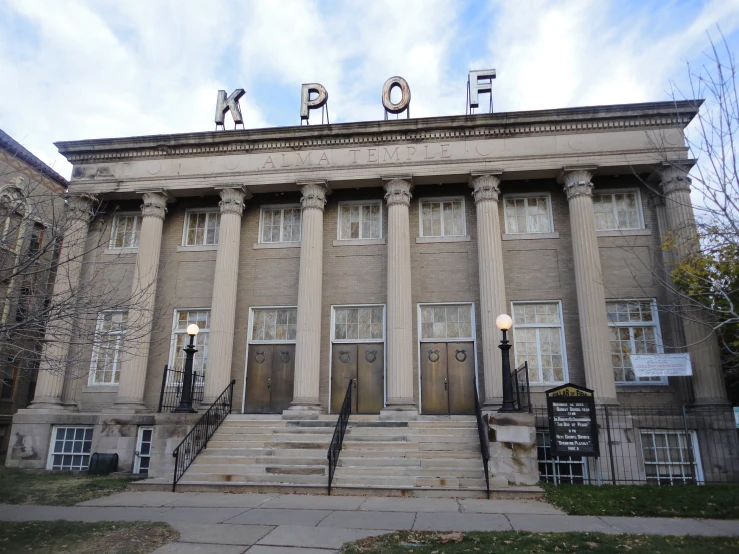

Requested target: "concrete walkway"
[{"left": 0, "top": 491, "right": 737, "bottom": 553}]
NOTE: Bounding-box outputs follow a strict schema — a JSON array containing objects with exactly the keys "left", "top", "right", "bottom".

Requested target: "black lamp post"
[
  {"left": 496, "top": 313, "right": 517, "bottom": 413},
  {"left": 173, "top": 323, "right": 199, "bottom": 413}
]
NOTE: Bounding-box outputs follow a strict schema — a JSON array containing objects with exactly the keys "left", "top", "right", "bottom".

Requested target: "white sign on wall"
[{"left": 630, "top": 353, "right": 693, "bottom": 378}]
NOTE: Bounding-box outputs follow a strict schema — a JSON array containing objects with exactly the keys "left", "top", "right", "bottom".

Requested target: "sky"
[{"left": 1, "top": 0, "right": 739, "bottom": 180}]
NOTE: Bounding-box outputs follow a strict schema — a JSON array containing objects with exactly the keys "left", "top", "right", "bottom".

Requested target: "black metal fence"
[
  {"left": 533, "top": 404, "right": 739, "bottom": 485},
  {"left": 172, "top": 379, "right": 235, "bottom": 491},
  {"left": 511, "top": 361, "right": 532, "bottom": 413},
  {"left": 328, "top": 379, "right": 352, "bottom": 495},
  {"left": 157, "top": 365, "right": 205, "bottom": 413}
]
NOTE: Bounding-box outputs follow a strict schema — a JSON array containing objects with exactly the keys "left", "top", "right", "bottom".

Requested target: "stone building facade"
[
  {"left": 0, "top": 129, "right": 67, "bottom": 462},
  {"left": 5, "top": 101, "right": 733, "bottom": 485}
]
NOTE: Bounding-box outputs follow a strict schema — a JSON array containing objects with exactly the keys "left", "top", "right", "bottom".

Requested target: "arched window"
[{"left": 0, "top": 183, "right": 28, "bottom": 247}]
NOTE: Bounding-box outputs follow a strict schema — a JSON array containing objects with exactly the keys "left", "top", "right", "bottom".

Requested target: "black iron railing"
[
  {"left": 327, "top": 379, "right": 353, "bottom": 495},
  {"left": 171, "top": 379, "right": 235, "bottom": 491},
  {"left": 158, "top": 365, "right": 205, "bottom": 413},
  {"left": 511, "top": 361, "right": 532, "bottom": 413},
  {"left": 474, "top": 379, "right": 491, "bottom": 499}
]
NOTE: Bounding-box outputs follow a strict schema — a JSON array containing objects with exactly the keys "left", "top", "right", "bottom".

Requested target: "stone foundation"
[{"left": 484, "top": 412, "right": 539, "bottom": 485}]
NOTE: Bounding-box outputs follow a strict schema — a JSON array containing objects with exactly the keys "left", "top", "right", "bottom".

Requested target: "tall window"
[
  {"left": 420, "top": 198, "right": 465, "bottom": 237},
  {"left": 170, "top": 310, "right": 210, "bottom": 372},
  {"left": 47, "top": 427, "right": 93, "bottom": 471},
  {"left": 89, "top": 311, "right": 127, "bottom": 385},
  {"left": 420, "top": 304, "right": 473, "bottom": 340},
  {"left": 641, "top": 430, "right": 701, "bottom": 484},
  {"left": 0, "top": 186, "right": 26, "bottom": 247},
  {"left": 607, "top": 300, "right": 663, "bottom": 383},
  {"left": 110, "top": 214, "right": 140, "bottom": 248},
  {"left": 183, "top": 210, "right": 220, "bottom": 246},
  {"left": 504, "top": 195, "right": 553, "bottom": 234},
  {"left": 338, "top": 202, "right": 382, "bottom": 240},
  {"left": 512, "top": 302, "right": 567, "bottom": 384},
  {"left": 537, "top": 430, "right": 587, "bottom": 484},
  {"left": 260, "top": 206, "right": 301, "bottom": 243},
  {"left": 334, "top": 306, "right": 384, "bottom": 340},
  {"left": 251, "top": 308, "right": 297, "bottom": 341},
  {"left": 593, "top": 190, "right": 642, "bottom": 230}
]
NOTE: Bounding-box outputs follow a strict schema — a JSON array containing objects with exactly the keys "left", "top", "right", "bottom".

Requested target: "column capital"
[
  {"left": 65, "top": 194, "right": 98, "bottom": 222},
  {"left": 560, "top": 167, "right": 597, "bottom": 200},
  {"left": 469, "top": 172, "right": 502, "bottom": 203},
  {"left": 298, "top": 180, "right": 330, "bottom": 211},
  {"left": 217, "top": 186, "right": 250, "bottom": 216},
  {"left": 658, "top": 163, "right": 692, "bottom": 196},
  {"left": 139, "top": 190, "right": 170, "bottom": 220},
  {"left": 383, "top": 177, "right": 413, "bottom": 207}
]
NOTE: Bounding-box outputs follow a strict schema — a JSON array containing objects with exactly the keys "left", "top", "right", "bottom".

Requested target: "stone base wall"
[{"left": 484, "top": 412, "right": 539, "bottom": 485}]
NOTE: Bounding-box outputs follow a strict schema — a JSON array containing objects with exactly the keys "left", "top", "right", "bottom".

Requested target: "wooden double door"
[
  {"left": 244, "top": 344, "right": 295, "bottom": 414},
  {"left": 420, "top": 342, "right": 476, "bottom": 415},
  {"left": 331, "top": 343, "right": 384, "bottom": 414}
]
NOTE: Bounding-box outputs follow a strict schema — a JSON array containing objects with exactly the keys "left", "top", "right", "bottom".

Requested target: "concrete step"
[
  {"left": 336, "top": 466, "right": 484, "bottom": 479},
  {"left": 187, "top": 464, "right": 327, "bottom": 476},
  {"left": 181, "top": 473, "right": 327, "bottom": 485}
]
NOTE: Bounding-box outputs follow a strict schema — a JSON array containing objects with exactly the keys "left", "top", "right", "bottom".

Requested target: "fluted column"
[
  {"left": 382, "top": 177, "right": 416, "bottom": 416},
  {"left": 561, "top": 168, "right": 618, "bottom": 403},
  {"left": 659, "top": 164, "right": 727, "bottom": 404},
  {"left": 470, "top": 172, "right": 506, "bottom": 406},
  {"left": 114, "top": 191, "right": 168, "bottom": 411},
  {"left": 31, "top": 195, "right": 95, "bottom": 410},
  {"left": 203, "top": 187, "right": 250, "bottom": 403},
  {"left": 286, "top": 181, "right": 329, "bottom": 416}
]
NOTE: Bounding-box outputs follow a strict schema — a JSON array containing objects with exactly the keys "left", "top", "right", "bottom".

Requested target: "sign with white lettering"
[
  {"left": 546, "top": 383, "right": 599, "bottom": 458},
  {"left": 631, "top": 353, "right": 692, "bottom": 378}
]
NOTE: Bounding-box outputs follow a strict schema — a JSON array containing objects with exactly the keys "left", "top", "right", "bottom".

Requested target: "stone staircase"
[{"left": 132, "top": 413, "right": 542, "bottom": 498}]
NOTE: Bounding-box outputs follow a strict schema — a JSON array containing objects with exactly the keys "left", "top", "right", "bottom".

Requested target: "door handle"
[
  {"left": 353, "top": 379, "right": 357, "bottom": 390},
  {"left": 444, "top": 378, "right": 448, "bottom": 391},
  {"left": 267, "top": 378, "right": 271, "bottom": 391}
]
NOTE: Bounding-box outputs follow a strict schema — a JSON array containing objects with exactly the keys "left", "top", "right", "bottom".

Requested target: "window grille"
[
  {"left": 420, "top": 304, "right": 473, "bottom": 340},
  {"left": 110, "top": 214, "right": 140, "bottom": 248},
  {"left": 170, "top": 310, "right": 210, "bottom": 372},
  {"left": 537, "top": 430, "right": 588, "bottom": 484},
  {"left": 512, "top": 302, "right": 567, "bottom": 384},
  {"left": 593, "top": 191, "right": 642, "bottom": 230},
  {"left": 260, "top": 207, "right": 301, "bottom": 243},
  {"left": 334, "top": 306, "right": 384, "bottom": 340},
  {"left": 338, "top": 203, "right": 382, "bottom": 240},
  {"left": 48, "top": 427, "right": 93, "bottom": 471},
  {"left": 251, "top": 308, "right": 297, "bottom": 341},
  {"left": 89, "top": 311, "right": 128, "bottom": 385},
  {"left": 607, "top": 300, "right": 663, "bottom": 383},
  {"left": 420, "top": 199, "right": 465, "bottom": 237},
  {"left": 504, "top": 195, "right": 552, "bottom": 234},
  {"left": 184, "top": 211, "right": 220, "bottom": 246}
]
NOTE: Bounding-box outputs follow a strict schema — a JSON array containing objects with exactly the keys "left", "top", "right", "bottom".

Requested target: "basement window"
[{"left": 47, "top": 426, "right": 93, "bottom": 471}]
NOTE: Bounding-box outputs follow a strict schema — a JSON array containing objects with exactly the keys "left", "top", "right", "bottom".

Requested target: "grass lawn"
[
  {"left": 543, "top": 483, "right": 739, "bottom": 519},
  {"left": 341, "top": 531, "right": 739, "bottom": 554},
  {"left": 0, "top": 521, "right": 177, "bottom": 554},
  {"left": 0, "top": 466, "right": 141, "bottom": 506}
]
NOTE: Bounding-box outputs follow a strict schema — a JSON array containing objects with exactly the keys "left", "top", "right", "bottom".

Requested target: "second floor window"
[
  {"left": 184, "top": 211, "right": 220, "bottom": 246},
  {"left": 593, "top": 191, "right": 642, "bottom": 231},
  {"left": 110, "top": 214, "right": 140, "bottom": 248},
  {"left": 420, "top": 198, "right": 465, "bottom": 237},
  {"left": 504, "top": 195, "right": 552, "bottom": 234},
  {"left": 338, "top": 202, "right": 382, "bottom": 240},
  {"left": 260, "top": 206, "right": 301, "bottom": 243}
]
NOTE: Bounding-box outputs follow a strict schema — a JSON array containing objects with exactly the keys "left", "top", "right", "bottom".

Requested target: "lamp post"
[
  {"left": 173, "top": 323, "right": 199, "bottom": 413},
  {"left": 496, "top": 313, "right": 517, "bottom": 413}
]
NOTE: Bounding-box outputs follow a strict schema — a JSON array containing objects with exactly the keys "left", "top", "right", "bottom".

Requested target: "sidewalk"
[{"left": 1, "top": 491, "right": 737, "bottom": 554}]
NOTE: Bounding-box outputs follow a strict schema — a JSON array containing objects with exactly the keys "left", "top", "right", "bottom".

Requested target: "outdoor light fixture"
[
  {"left": 496, "top": 313, "right": 517, "bottom": 413},
  {"left": 173, "top": 324, "right": 200, "bottom": 413}
]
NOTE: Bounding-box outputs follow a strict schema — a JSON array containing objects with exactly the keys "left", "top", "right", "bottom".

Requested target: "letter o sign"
[{"left": 382, "top": 76, "right": 411, "bottom": 114}]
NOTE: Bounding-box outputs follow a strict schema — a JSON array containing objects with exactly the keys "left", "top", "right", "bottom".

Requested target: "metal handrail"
[
  {"left": 474, "top": 379, "right": 491, "bottom": 499},
  {"left": 327, "top": 379, "right": 352, "bottom": 495},
  {"left": 511, "top": 361, "right": 532, "bottom": 413},
  {"left": 171, "top": 379, "right": 235, "bottom": 491}
]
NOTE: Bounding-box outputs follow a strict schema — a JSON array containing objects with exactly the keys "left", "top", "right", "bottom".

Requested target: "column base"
[
  {"left": 283, "top": 400, "right": 322, "bottom": 420},
  {"left": 110, "top": 400, "right": 148, "bottom": 414},
  {"left": 28, "top": 397, "right": 69, "bottom": 411},
  {"left": 595, "top": 397, "right": 619, "bottom": 406},
  {"left": 380, "top": 403, "right": 418, "bottom": 421}
]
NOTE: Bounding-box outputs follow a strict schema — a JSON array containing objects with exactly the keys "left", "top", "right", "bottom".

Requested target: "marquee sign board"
[
  {"left": 546, "top": 383, "right": 599, "bottom": 458},
  {"left": 631, "top": 353, "right": 692, "bottom": 378}
]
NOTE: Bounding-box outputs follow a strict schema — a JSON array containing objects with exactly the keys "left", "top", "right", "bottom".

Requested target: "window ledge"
[
  {"left": 597, "top": 229, "right": 652, "bottom": 237},
  {"left": 176, "top": 245, "right": 219, "bottom": 252},
  {"left": 253, "top": 242, "right": 301, "bottom": 249},
  {"left": 502, "top": 232, "right": 559, "bottom": 241},
  {"left": 104, "top": 248, "right": 138, "bottom": 255},
  {"left": 616, "top": 382, "right": 668, "bottom": 388},
  {"left": 333, "top": 238, "right": 386, "bottom": 247},
  {"left": 82, "top": 385, "right": 118, "bottom": 392},
  {"left": 415, "top": 236, "right": 471, "bottom": 244}
]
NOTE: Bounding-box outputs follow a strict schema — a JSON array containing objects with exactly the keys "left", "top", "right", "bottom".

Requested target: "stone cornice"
[{"left": 56, "top": 101, "right": 701, "bottom": 165}]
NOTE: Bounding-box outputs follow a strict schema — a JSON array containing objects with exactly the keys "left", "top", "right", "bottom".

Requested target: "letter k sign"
[{"left": 215, "top": 89, "right": 246, "bottom": 127}]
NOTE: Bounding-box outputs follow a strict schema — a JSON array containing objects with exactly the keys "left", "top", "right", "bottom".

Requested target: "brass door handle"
[
  {"left": 267, "top": 379, "right": 271, "bottom": 390},
  {"left": 353, "top": 379, "right": 357, "bottom": 390},
  {"left": 444, "top": 378, "right": 448, "bottom": 391}
]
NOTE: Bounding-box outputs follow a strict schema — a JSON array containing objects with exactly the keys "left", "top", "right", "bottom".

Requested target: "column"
[
  {"left": 561, "top": 168, "right": 618, "bottom": 403},
  {"left": 287, "top": 181, "right": 329, "bottom": 416},
  {"left": 659, "top": 164, "right": 727, "bottom": 404},
  {"left": 382, "top": 177, "right": 416, "bottom": 416},
  {"left": 30, "top": 195, "right": 95, "bottom": 410},
  {"left": 114, "top": 191, "right": 168, "bottom": 411},
  {"left": 203, "top": 187, "right": 249, "bottom": 403},
  {"left": 470, "top": 172, "right": 507, "bottom": 406}
]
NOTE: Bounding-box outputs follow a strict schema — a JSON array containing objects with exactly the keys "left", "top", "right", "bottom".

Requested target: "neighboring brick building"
[
  {"left": 0, "top": 129, "right": 67, "bottom": 462},
  {"left": 5, "top": 101, "right": 736, "bottom": 490}
]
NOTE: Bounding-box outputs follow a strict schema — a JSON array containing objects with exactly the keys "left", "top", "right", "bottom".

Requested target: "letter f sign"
[{"left": 215, "top": 89, "right": 246, "bottom": 127}]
